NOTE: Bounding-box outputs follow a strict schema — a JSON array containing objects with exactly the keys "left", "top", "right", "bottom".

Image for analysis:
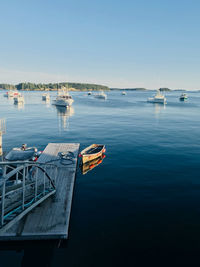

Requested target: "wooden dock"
[{"left": 0, "top": 143, "right": 80, "bottom": 241}]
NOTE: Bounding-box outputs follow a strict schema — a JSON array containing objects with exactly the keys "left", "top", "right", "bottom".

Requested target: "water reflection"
[
  {"left": 14, "top": 102, "right": 25, "bottom": 110},
  {"left": 42, "top": 98, "right": 51, "bottom": 108},
  {"left": 80, "top": 154, "right": 106, "bottom": 175},
  {"left": 56, "top": 106, "right": 74, "bottom": 131},
  {"left": 154, "top": 103, "right": 166, "bottom": 118}
]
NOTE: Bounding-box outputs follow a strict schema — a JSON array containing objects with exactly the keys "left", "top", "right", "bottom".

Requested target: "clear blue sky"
[{"left": 0, "top": 0, "right": 200, "bottom": 89}]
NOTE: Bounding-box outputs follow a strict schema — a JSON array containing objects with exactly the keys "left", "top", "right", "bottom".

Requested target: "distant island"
[
  {"left": 111, "top": 87, "right": 187, "bottom": 91},
  {"left": 0, "top": 83, "right": 189, "bottom": 92},
  {"left": 110, "top": 88, "right": 147, "bottom": 91},
  {"left": 159, "top": 88, "right": 171, "bottom": 92},
  {"left": 0, "top": 82, "right": 110, "bottom": 91}
]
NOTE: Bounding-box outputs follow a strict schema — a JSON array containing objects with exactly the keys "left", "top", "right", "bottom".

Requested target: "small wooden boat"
[{"left": 79, "top": 144, "right": 106, "bottom": 164}]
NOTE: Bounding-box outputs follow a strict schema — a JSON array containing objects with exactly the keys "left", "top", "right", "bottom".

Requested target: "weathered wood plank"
[{"left": 0, "top": 143, "right": 80, "bottom": 240}]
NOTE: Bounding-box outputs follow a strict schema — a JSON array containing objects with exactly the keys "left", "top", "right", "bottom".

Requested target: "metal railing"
[{"left": 0, "top": 161, "right": 57, "bottom": 233}]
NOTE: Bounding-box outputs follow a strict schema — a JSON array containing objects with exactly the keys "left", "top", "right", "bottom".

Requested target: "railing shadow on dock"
[{"left": 0, "top": 161, "right": 57, "bottom": 233}]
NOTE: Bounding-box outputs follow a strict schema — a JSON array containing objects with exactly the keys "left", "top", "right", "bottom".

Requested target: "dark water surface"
[{"left": 1, "top": 90, "right": 200, "bottom": 266}]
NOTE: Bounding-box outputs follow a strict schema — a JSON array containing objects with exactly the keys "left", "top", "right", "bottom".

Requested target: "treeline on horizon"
[
  {"left": 110, "top": 87, "right": 186, "bottom": 91},
  {"left": 0, "top": 82, "right": 110, "bottom": 91}
]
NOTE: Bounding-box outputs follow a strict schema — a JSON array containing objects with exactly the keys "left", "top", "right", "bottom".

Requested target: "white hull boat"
[
  {"left": 14, "top": 95, "right": 24, "bottom": 104},
  {"left": 42, "top": 93, "right": 50, "bottom": 101},
  {"left": 94, "top": 91, "right": 107, "bottom": 100},
  {"left": 4, "top": 90, "right": 20, "bottom": 98},
  {"left": 147, "top": 90, "right": 166, "bottom": 104},
  {"left": 53, "top": 87, "right": 74, "bottom": 107}
]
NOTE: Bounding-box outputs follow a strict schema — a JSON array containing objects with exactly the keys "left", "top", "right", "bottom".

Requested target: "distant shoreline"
[
  {"left": 0, "top": 82, "right": 110, "bottom": 92},
  {"left": 0, "top": 88, "right": 190, "bottom": 92}
]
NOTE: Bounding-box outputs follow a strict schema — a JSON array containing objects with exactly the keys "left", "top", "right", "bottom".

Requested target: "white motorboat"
[
  {"left": 4, "top": 90, "right": 20, "bottom": 98},
  {"left": 42, "top": 92, "right": 50, "bottom": 101},
  {"left": 147, "top": 89, "right": 166, "bottom": 104},
  {"left": 53, "top": 87, "right": 74, "bottom": 107},
  {"left": 179, "top": 93, "right": 188, "bottom": 101},
  {"left": 122, "top": 91, "right": 126, "bottom": 95},
  {"left": 14, "top": 94, "right": 24, "bottom": 104},
  {"left": 94, "top": 91, "right": 107, "bottom": 100}
]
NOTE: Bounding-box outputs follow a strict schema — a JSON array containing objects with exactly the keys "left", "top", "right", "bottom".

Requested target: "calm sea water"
[{"left": 1, "top": 90, "right": 200, "bottom": 266}]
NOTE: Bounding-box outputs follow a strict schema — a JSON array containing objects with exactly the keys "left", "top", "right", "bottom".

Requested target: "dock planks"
[{"left": 0, "top": 143, "right": 80, "bottom": 241}]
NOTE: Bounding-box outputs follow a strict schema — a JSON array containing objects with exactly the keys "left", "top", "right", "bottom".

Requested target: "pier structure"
[{"left": 0, "top": 143, "right": 80, "bottom": 240}]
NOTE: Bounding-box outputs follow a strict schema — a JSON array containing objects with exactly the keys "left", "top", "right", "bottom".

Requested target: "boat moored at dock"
[
  {"left": 79, "top": 144, "right": 106, "bottom": 164},
  {"left": 5, "top": 144, "right": 41, "bottom": 162}
]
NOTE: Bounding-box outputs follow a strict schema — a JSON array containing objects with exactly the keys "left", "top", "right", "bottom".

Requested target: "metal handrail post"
[
  {"left": 43, "top": 166, "right": 46, "bottom": 196},
  {"left": 16, "top": 172, "right": 19, "bottom": 184},
  {"left": 1, "top": 182, "right": 5, "bottom": 226},
  {"left": 54, "top": 166, "right": 57, "bottom": 185},
  {"left": 22, "top": 167, "right": 26, "bottom": 210},
  {"left": 35, "top": 168, "right": 38, "bottom": 201}
]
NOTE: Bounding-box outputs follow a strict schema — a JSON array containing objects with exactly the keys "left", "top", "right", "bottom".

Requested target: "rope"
[{"left": 45, "top": 151, "right": 75, "bottom": 166}]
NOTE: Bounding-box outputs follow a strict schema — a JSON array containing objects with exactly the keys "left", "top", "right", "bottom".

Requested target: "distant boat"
[
  {"left": 79, "top": 144, "right": 106, "bottom": 164},
  {"left": 88, "top": 92, "right": 92, "bottom": 95},
  {"left": 14, "top": 94, "right": 24, "bottom": 104},
  {"left": 147, "top": 89, "right": 166, "bottom": 104},
  {"left": 4, "top": 90, "right": 20, "bottom": 98},
  {"left": 122, "top": 91, "right": 126, "bottom": 95},
  {"left": 53, "top": 87, "right": 74, "bottom": 107},
  {"left": 179, "top": 93, "right": 188, "bottom": 101},
  {"left": 42, "top": 92, "right": 50, "bottom": 101},
  {"left": 94, "top": 91, "right": 107, "bottom": 100}
]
